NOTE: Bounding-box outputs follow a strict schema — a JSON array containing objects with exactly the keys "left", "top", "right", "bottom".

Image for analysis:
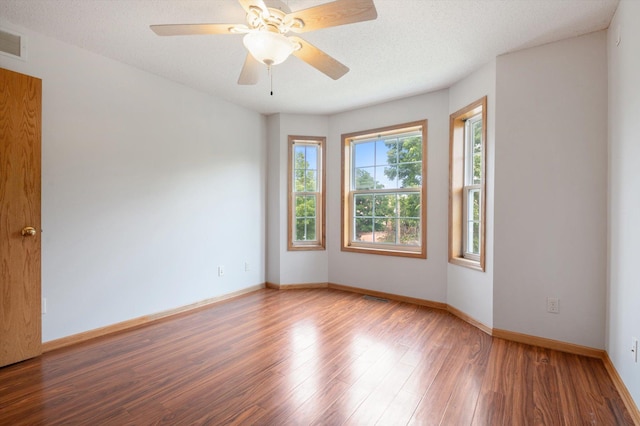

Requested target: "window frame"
[
  {"left": 288, "top": 135, "right": 326, "bottom": 251},
  {"left": 341, "top": 120, "right": 428, "bottom": 259},
  {"left": 449, "top": 97, "right": 487, "bottom": 271}
]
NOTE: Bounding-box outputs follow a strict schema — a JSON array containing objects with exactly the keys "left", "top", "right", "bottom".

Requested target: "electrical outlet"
[
  {"left": 42, "top": 297, "right": 47, "bottom": 315},
  {"left": 244, "top": 262, "right": 250, "bottom": 272},
  {"left": 632, "top": 338, "right": 638, "bottom": 363},
  {"left": 217, "top": 266, "right": 224, "bottom": 277},
  {"left": 546, "top": 297, "right": 559, "bottom": 313}
]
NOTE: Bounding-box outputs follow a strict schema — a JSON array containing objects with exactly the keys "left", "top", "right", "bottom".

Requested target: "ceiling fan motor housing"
[{"left": 245, "top": 4, "right": 304, "bottom": 34}]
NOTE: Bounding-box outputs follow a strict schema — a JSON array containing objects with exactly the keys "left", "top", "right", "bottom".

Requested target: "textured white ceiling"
[{"left": 0, "top": 0, "right": 618, "bottom": 115}]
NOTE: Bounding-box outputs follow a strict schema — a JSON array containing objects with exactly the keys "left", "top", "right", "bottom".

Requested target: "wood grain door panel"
[{"left": 0, "top": 67, "right": 42, "bottom": 367}]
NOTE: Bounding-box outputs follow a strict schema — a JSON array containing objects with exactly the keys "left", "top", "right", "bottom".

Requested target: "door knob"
[{"left": 21, "top": 226, "right": 37, "bottom": 237}]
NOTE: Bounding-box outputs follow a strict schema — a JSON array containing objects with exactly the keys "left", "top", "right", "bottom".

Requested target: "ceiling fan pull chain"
[{"left": 269, "top": 65, "right": 274, "bottom": 96}]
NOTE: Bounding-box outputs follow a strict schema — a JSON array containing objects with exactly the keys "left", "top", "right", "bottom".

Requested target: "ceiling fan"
[{"left": 150, "top": 0, "right": 377, "bottom": 85}]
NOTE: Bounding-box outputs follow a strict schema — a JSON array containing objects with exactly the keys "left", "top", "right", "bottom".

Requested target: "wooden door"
[{"left": 0, "top": 67, "right": 42, "bottom": 367}]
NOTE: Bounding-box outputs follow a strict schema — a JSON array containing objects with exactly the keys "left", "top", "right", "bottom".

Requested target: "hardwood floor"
[{"left": 0, "top": 288, "right": 634, "bottom": 425}]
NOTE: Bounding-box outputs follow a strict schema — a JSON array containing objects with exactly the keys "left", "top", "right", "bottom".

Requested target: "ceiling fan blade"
[
  {"left": 238, "top": 54, "right": 260, "bottom": 85},
  {"left": 286, "top": 0, "right": 377, "bottom": 33},
  {"left": 150, "top": 24, "right": 241, "bottom": 36},
  {"left": 238, "top": 0, "right": 270, "bottom": 18},
  {"left": 289, "top": 36, "right": 349, "bottom": 80}
]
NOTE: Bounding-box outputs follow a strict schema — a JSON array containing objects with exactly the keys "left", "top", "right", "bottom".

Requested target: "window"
[
  {"left": 288, "top": 136, "right": 325, "bottom": 250},
  {"left": 341, "top": 121, "right": 427, "bottom": 258},
  {"left": 449, "top": 97, "right": 486, "bottom": 270}
]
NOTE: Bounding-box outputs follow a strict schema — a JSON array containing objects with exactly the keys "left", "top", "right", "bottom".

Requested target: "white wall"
[
  {"left": 447, "top": 60, "right": 496, "bottom": 329},
  {"left": 266, "top": 113, "right": 329, "bottom": 285},
  {"left": 494, "top": 31, "right": 608, "bottom": 349},
  {"left": 607, "top": 0, "right": 640, "bottom": 407},
  {"left": 327, "top": 91, "right": 450, "bottom": 302},
  {"left": 0, "top": 23, "right": 266, "bottom": 342}
]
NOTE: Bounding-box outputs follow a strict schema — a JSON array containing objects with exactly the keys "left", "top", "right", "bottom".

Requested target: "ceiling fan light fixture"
[{"left": 243, "top": 30, "right": 295, "bottom": 66}]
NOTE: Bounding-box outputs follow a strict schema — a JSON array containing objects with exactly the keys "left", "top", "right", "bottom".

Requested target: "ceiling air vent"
[{"left": 0, "top": 28, "right": 26, "bottom": 60}]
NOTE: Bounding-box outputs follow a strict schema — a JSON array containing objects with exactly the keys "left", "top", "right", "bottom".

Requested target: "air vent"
[{"left": 0, "top": 28, "right": 26, "bottom": 60}]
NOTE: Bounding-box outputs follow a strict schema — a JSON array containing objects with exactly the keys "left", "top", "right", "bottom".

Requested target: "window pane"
[
  {"left": 294, "top": 218, "right": 317, "bottom": 242},
  {"left": 472, "top": 120, "right": 482, "bottom": 185},
  {"left": 295, "top": 195, "right": 316, "bottom": 219},
  {"left": 353, "top": 136, "right": 423, "bottom": 190},
  {"left": 472, "top": 221, "right": 480, "bottom": 254},
  {"left": 467, "top": 220, "right": 480, "bottom": 255},
  {"left": 305, "top": 146, "right": 317, "bottom": 169},
  {"left": 465, "top": 189, "right": 481, "bottom": 255},
  {"left": 305, "top": 218, "right": 316, "bottom": 241},
  {"left": 354, "top": 218, "right": 374, "bottom": 241},
  {"left": 305, "top": 195, "right": 316, "bottom": 217},
  {"left": 374, "top": 194, "right": 396, "bottom": 218},
  {"left": 354, "top": 142, "right": 375, "bottom": 168},
  {"left": 472, "top": 189, "right": 480, "bottom": 222},
  {"left": 294, "top": 146, "right": 306, "bottom": 165},
  {"left": 295, "top": 195, "right": 305, "bottom": 216},
  {"left": 377, "top": 165, "right": 397, "bottom": 189},
  {"left": 354, "top": 167, "right": 376, "bottom": 190},
  {"left": 466, "top": 189, "right": 473, "bottom": 222},
  {"left": 295, "top": 170, "right": 305, "bottom": 191},
  {"left": 305, "top": 170, "right": 317, "bottom": 192},
  {"left": 395, "top": 137, "right": 422, "bottom": 188},
  {"left": 383, "top": 138, "right": 422, "bottom": 189},
  {"left": 294, "top": 144, "right": 319, "bottom": 193},
  {"left": 473, "top": 153, "right": 482, "bottom": 185},
  {"left": 376, "top": 140, "right": 392, "bottom": 165},
  {"left": 374, "top": 218, "right": 396, "bottom": 243},
  {"left": 400, "top": 219, "right": 420, "bottom": 245},
  {"left": 295, "top": 218, "right": 306, "bottom": 241},
  {"left": 398, "top": 162, "right": 422, "bottom": 188},
  {"left": 398, "top": 193, "right": 420, "bottom": 218},
  {"left": 399, "top": 136, "right": 422, "bottom": 162},
  {"left": 354, "top": 194, "right": 373, "bottom": 217},
  {"left": 464, "top": 115, "right": 482, "bottom": 187},
  {"left": 294, "top": 148, "right": 307, "bottom": 174}
]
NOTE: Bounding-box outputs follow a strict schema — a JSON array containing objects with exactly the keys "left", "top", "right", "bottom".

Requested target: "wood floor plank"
[
  {"left": 376, "top": 389, "right": 423, "bottom": 426},
  {"left": 277, "top": 378, "right": 351, "bottom": 425},
  {"left": 309, "top": 341, "right": 410, "bottom": 425},
  {"left": 471, "top": 338, "right": 535, "bottom": 425},
  {"left": 439, "top": 361, "right": 485, "bottom": 425},
  {"left": 408, "top": 345, "right": 472, "bottom": 425},
  {"left": 532, "top": 361, "right": 563, "bottom": 425},
  {"left": 0, "top": 289, "right": 634, "bottom": 425},
  {"left": 344, "top": 360, "right": 416, "bottom": 425}
]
